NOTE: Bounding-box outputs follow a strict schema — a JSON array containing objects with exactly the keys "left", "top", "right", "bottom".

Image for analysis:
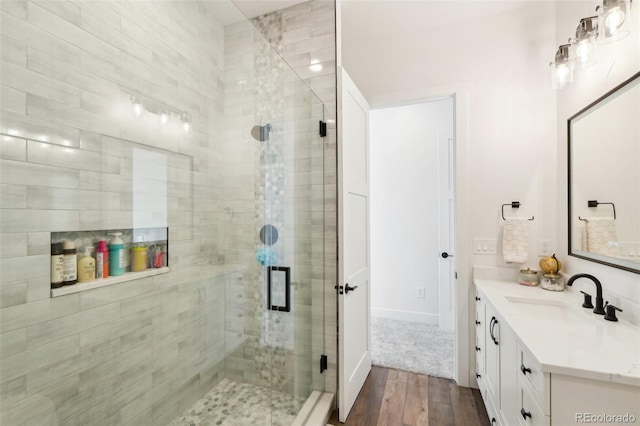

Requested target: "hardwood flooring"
[{"left": 328, "top": 367, "right": 489, "bottom": 426}]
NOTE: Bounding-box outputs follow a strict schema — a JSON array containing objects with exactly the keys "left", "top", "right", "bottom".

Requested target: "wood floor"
[{"left": 328, "top": 366, "right": 489, "bottom": 426}]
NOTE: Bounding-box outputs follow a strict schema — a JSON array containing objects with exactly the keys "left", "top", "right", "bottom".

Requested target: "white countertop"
[{"left": 474, "top": 278, "right": 640, "bottom": 387}]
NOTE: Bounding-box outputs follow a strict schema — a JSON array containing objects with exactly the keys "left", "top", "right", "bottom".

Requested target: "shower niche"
[{"left": 50, "top": 227, "right": 169, "bottom": 297}]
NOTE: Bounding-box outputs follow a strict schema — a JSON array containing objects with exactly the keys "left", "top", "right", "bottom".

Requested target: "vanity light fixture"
[
  {"left": 572, "top": 17, "right": 599, "bottom": 68},
  {"left": 550, "top": 44, "right": 574, "bottom": 90},
  {"left": 127, "top": 93, "right": 192, "bottom": 134},
  {"left": 597, "top": 0, "right": 631, "bottom": 41}
]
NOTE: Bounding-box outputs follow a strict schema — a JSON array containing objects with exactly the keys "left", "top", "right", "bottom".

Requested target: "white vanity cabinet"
[
  {"left": 476, "top": 288, "right": 526, "bottom": 426},
  {"left": 474, "top": 280, "right": 640, "bottom": 426}
]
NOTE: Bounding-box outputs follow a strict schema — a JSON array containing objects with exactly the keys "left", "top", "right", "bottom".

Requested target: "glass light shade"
[
  {"left": 572, "top": 36, "right": 598, "bottom": 68},
  {"left": 181, "top": 113, "right": 191, "bottom": 134},
  {"left": 550, "top": 45, "right": 574, "bottom": 90},
  {"left": 598, "top": 0, "right": 631, "bottom": 42}
]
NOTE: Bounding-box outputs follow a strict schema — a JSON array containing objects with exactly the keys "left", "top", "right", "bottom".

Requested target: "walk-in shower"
[{"left": 0, "top": 1, "right": 329, "bottom": 425}]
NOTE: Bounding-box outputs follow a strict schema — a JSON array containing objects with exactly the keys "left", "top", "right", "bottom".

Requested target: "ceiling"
[{"left": 206, "top": 0, "right": 309, "bottom": 26}]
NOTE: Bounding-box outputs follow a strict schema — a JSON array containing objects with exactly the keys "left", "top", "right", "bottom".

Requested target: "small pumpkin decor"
[
  {"left": 539, "top": 253, "right": 562, "bottom": 275},
  {"left": 540, "top": 254, "right": 565, "bottom": 291}
]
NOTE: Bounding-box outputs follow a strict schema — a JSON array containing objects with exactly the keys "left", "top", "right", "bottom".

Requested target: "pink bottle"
[{"left": 96, "top": 240, "right": 109, "bottom": 279}]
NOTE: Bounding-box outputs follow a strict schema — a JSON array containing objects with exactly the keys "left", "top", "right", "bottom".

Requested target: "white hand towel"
[
  {"left": 585, "top": 217, "right": 619, "bottom": 257},
  {"left": 502, "top": 218, "right": 530, "bottom": 264},
  {"left": 581, "top": 226, "right": 589, "bottom": 251}
]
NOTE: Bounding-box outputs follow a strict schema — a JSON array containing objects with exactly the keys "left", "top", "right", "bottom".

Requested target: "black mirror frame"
[{"left": 567, "top": 71, "right": 640, "bottom": 275}]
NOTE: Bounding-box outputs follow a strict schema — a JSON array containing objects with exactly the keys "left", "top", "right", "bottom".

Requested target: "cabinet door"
[
  {"left": 499, "top": 320, "right": 518, "bottom": 425},
  {"left": 475, "top": 290, "right": 486, "bottom": 385},
  {"left": 485, "top": 302, "right": 500, "bottom": 406}
]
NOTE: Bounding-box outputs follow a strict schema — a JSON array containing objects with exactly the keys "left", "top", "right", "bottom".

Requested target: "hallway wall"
[{"left": 370, "top": 99, "right": 454, "bottom": 324}]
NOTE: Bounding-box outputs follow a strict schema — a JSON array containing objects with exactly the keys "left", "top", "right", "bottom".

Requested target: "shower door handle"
[{"left": 267, "top": 266, "right": 291, "bottom": 312}]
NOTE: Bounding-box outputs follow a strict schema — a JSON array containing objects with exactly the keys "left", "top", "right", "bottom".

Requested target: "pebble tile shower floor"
[{"left": 168, "top": 379, "right": 305, "bottom": 426}]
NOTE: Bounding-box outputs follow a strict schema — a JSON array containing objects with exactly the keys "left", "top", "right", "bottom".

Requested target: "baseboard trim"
[{"left": 372, "top": 308, "right": 439, "bottom": 324}]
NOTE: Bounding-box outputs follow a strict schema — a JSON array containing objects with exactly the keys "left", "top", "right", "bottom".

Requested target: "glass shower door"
[{"left": 259, "top": 49, "right": 325, "bottom": 426}]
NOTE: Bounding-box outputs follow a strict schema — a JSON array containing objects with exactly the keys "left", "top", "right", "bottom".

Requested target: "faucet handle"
[
  {"left": 603, "top": 302, "right": 623, "bottom": 322},
  {"left": 580, "top": 290, "right": 594, "bottom": 309}
]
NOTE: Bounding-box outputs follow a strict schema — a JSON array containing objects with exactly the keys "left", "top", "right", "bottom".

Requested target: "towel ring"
[
  {"left": 502, "top": 202, "right": 534, "bottom": 221},
  {"left": 588, "top": 200, "right": 616, "bottom": 219},
  {"left": 578, "top": 200, "right": 616, "bottom": 221}
]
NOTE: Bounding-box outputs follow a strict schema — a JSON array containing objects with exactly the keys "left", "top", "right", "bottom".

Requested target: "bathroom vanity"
[{"left": 474, "top": 275, "right": 640, "bottom": 426}]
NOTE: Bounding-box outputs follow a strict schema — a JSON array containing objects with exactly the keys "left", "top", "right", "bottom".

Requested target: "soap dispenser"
[{"left": 108, "top": 233, "right": 125, "bottom": 276}]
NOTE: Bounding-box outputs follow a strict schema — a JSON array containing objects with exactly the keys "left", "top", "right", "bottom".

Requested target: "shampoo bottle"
[
  {"left": 96, "top": 240, "right": 109, "bottom": 279},
  {"left": 78, "top": 248, "right": 96, "bottom": 283},
  {"left": 131, "top": 240, "right": 148, "bottom": 272},
  {"left": 108, "top": 233, "right": 125, "bottom": 276},
  {"left": 62, "top": 240, "right": 77, "bottom": 286},
  {"left": 51, "top": 242, "right": 64, "bottom": 289}
]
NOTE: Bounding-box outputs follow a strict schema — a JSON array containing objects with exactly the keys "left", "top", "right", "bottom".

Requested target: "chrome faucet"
[{"left": 567, "top": 274, "right": 605, "bottom": 315}]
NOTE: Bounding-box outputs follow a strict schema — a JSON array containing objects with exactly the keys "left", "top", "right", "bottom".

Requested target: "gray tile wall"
[
  {"left": 0, "top": 1, "right": 233, "bottom": 424},
  {"left": 1, "top": 0, "right": 336, "bottom": 424}
]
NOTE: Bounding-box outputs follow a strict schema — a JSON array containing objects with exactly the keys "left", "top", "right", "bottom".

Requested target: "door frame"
[{"left": 363, "top": 82, "right": 471, "bottom": 387}]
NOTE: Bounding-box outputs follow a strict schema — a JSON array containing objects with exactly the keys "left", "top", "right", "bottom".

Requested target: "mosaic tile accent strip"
[{"left": 167, "top": 379, "right": 305, "bottom": 426}]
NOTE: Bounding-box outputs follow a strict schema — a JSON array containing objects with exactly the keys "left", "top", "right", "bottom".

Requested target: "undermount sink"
[{"left": 504, "top": 296, "right": 567, "bottom": 307}]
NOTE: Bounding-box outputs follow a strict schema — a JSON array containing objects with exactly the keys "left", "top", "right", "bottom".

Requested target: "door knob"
[
  {"left": 441, "top": 252, "right": 454, "bottom": 258},
  {"left": 344, "top": 283, "right": 359, "bottom": 294}
]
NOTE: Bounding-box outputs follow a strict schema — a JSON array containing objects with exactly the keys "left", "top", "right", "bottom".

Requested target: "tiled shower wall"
[
  {"left": 0, "top": 1, "right": 231, "bottom": 424},
  {"left": 251, "top": 0, "right": 338, "bottom": 394}
]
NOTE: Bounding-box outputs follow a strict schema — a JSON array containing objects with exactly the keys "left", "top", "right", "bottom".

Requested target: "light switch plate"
[{"left": 473, "top": 238, "right": 497, "bottom": 254}]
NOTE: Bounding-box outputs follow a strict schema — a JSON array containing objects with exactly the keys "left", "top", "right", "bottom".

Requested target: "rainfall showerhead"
[{"left": 251, "top": 123, "right": 271, "bottom": 142}]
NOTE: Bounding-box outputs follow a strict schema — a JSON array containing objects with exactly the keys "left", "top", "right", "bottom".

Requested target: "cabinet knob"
[
  {"left": 475, "top": 296, "right": 481, "bottom": 301},
  {"left": 475, "top": 320, "right": 481, "bottom": 325},
  {"left": 520, "top": 364, "right": 532, "bottom": 375},
  {"left": 521, "top": 408, "right": 532, "bottom": 420},
  {"left": 475, "top": 346, "right": 481, "bottom": 352},
  {"left": 491, "top": 419, "right": 497, "bottom": 425},
  {"left": 476, "top": 373, "right": 481, "bottom": 379}
]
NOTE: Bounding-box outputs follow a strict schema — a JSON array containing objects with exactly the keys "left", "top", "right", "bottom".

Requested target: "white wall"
[
  {"left": 342, "top": 1, "right": 558, "bottom": 271},
  {"left": 370, "top": 99, "right": 454, "bottom": 324},
  {"left": 555, "top": 1, "right": 640, "bottom": 324},
  {"left": 340, "top": 1, "right": 558, "bottom": 386}
]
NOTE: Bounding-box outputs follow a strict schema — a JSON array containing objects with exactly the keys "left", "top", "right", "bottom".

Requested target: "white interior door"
[
  {"left": 337, "top": 67, "right": 371, "bottom": 422},
  {"left": 438, "top": 134, "right": 456, "bottom": 332}
]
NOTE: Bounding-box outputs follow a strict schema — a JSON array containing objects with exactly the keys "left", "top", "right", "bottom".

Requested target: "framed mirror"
[{"left": 568, "top": 71, "right": 640, "bottom": 274}]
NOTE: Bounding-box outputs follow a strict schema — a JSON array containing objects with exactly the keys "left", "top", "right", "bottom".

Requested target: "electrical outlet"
[
  {"left": 538, "top": 239, "right": 550, "bottom": 256},
  {"left": 417, "top": 287, "right": 425, "bottom": 298}
]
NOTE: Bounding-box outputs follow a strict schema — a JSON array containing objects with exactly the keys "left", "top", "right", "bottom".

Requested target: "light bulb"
[
  {"left": 556, "top": 64, "right": 570, "bottom": 85},
  {"left": 309, "top": 59, "right": 322, "bottom": 73},
  {"left": 159, "top": 112, "right": 169, "bottom": 126},
  {"left": 132, "top": 102, "right": 144, "bottom": 118},
  {"left": 183, "top": 121, "right": 191, "bottom": 134},
  {"left": 576, "top": 41, "right": 593, "bottom": 64},
  {"left": 605, "top": 7, "right": 625, "bottom": 32}
]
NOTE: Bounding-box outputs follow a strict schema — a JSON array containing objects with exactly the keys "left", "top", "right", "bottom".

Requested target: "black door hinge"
[
  {"left": 320, "top": 354, "right": 328, "bottom": 373},
  {"left": 319, "top": 120, "right": 327, "bottom": 137}
]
